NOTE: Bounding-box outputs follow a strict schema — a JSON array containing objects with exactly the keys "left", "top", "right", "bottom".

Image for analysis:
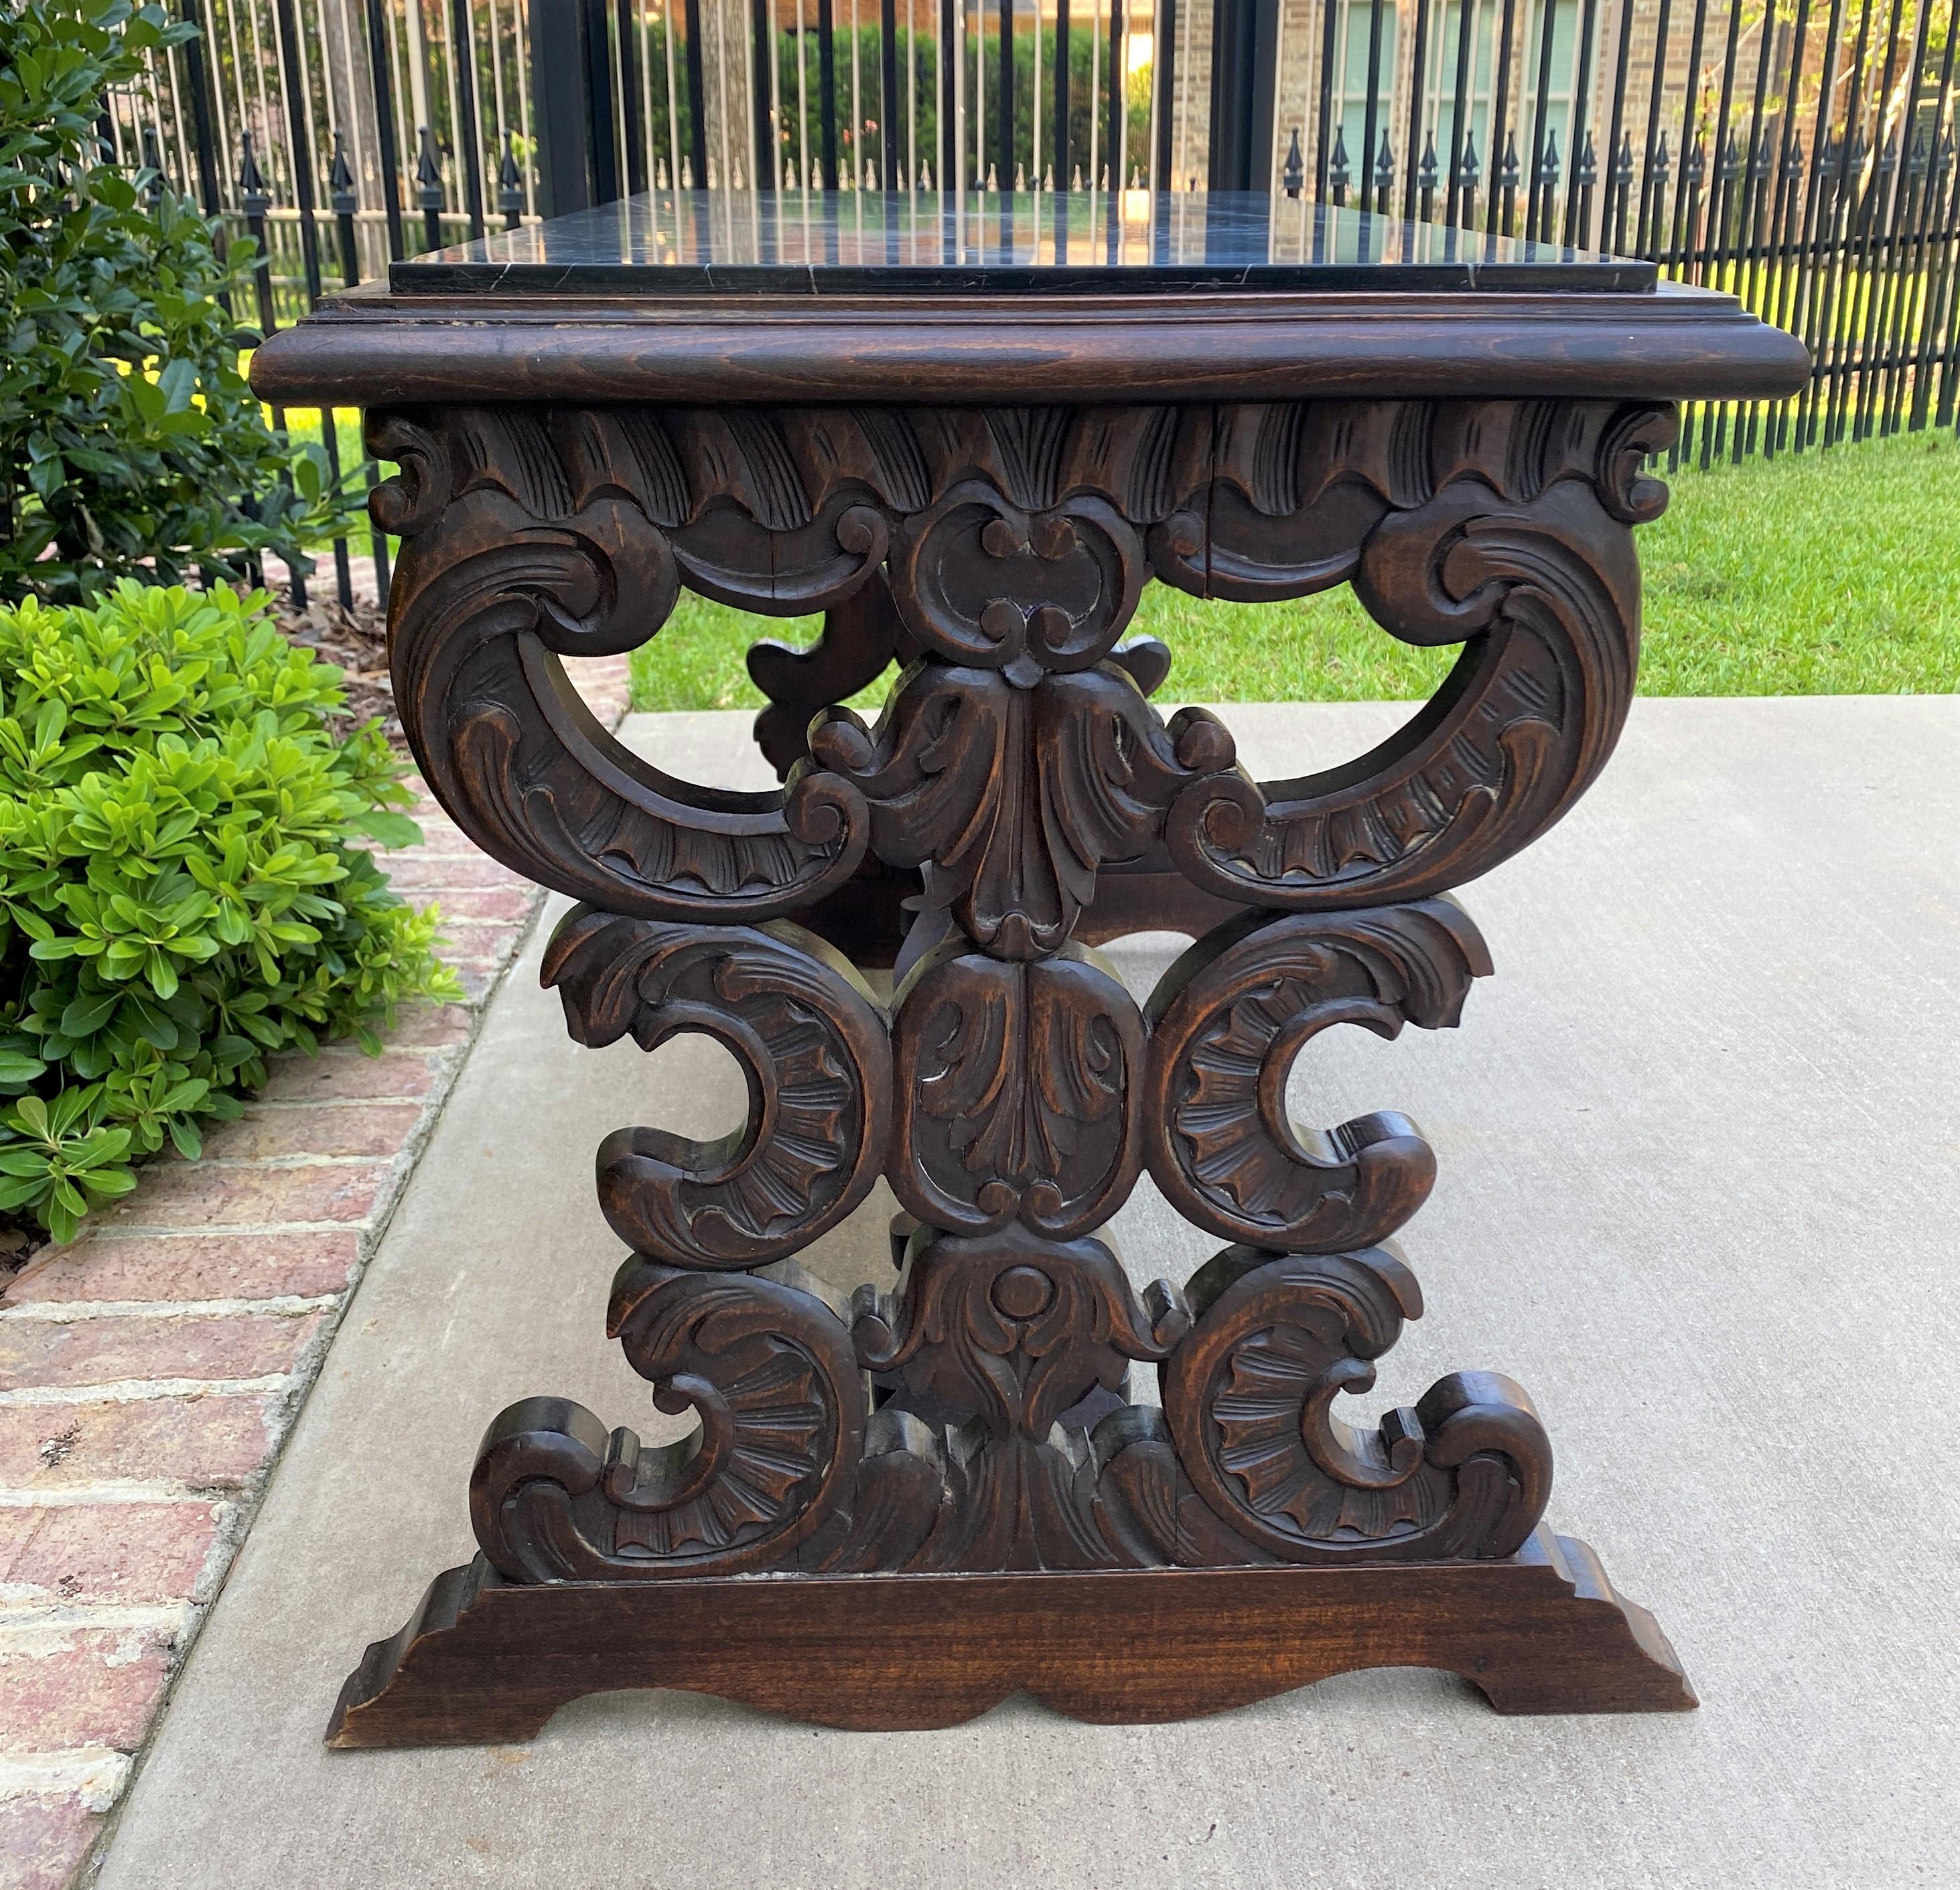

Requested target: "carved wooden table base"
[{"left": 330, "top": 393, "right": 1697, "bottom": 1745}]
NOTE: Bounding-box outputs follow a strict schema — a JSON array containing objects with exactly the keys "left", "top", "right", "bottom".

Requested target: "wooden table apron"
[{"left": 253, "top": 280, "right": 1807, "bottom": 1746}]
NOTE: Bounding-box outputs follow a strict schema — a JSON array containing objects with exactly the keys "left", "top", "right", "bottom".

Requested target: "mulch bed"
[{"left": 279, "top": 594, "right": 402, "bottom": 744}]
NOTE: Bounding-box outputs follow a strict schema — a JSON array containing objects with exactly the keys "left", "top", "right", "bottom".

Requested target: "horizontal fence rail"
[{"left": 96, "top": 0, "right": 1960, "bottom": 610}]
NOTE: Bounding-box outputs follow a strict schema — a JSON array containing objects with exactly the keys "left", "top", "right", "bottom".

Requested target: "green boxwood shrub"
[
  {"left": 0, "top": 583, "right": 460, "bottom": 1241},
  {"left": 0, "top": 0, "right": 347, "bottom": 602}
]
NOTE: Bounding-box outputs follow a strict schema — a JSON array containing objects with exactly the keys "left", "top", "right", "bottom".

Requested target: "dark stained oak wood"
[
  {"left": 326, "top": 1527, "right": 1693, "bottom": 1746},
  {"left": 253, "top": 282, "right": 1811, "bottom": 410},
  {"left": 268, "top": 251, "right": 1805, "bottom": 1746}
]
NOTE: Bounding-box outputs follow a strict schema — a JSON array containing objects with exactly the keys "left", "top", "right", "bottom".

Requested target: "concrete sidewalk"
[{"left": 90, "top": 697, "right": 1959, "bottom": 1890}]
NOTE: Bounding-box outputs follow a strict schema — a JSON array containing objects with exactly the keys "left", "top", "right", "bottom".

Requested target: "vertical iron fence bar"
[
  {"left": 1360, "top": 0, "right": 1387, "bottom": 225},
  {"left": 329, "top": 137, "right": 393, "bottom": 603},
  {"left": 1756, "top": 0, "right": 1811, "bottom": 452},
  {"left": 447, "top": 0, "right": 488, "bottom": 232},
  {"left": 671, "top": 0, "right": 691, "bottom": 187},
  {"left": 750, "top": 0, "right": 774, "bottom": 184},
  {"left": 1819, "top": 0, "right": 1897, "bottom": 443},
  {"left": 1536, "top": 126, "right": 1560, "bottom": 239},
  {"left": 1695, "top": 59, "right": 1742, "bottom": 462},
  {"left": 179, "top": 0, "right": 226, "bottom": 217},
  {"left": 1797, "top": 143, "right": 1846, "bottom": 441},
  {"left": 1600, "top": 0, "right": 1637, "bottom": 249},
  {"left": 1667, "top": 0, "right": 1712, "bottom": 265},
  {"left": 1154, "top": 0, "right": 1176, "bottom": 192},
  {"left": 1317, "top": 0, "right": 1343, "bottom": 200},
  {"left": 1445, "top": 0, "right": 1475, "bottom": 226},
  {"left": 1851, "top": 0, "right": 1924, "bottom": 437},
  {"left": 1489, "top": 0, "right": 1521, "bottom": 230},
  {"left": 1781, "top": 0, "right": 1843, "bottom": 448},
  {"left": 1105, "top": 0, "right": 1122, "bottom": 190},
  {"left": 883, "top": 0, "right": 902, "bottom": 184},
  {"left": 1723, "top": 0, "right": 1779, "bottom": 457},
  {"left": 1890, "top": 84, "right": 1952, "bottom": 429},
  {"left": 818, "top": 0, "right": 839, "bottom": 184},
  {"left": 498, "top": 131, "right": 525, "bottom": 224},
  {"left": 1898, "top": 27, "right": 1957, "bottom": 429},
  {"left": 364, "top": 0, "right": 407, "bottom": 257},
  {"left": 1870, "top": 117, "right": 1926, "bottom": 433},
  {"left": 681, "top": 0, "right": 707, "bottom": 183},
  {"left": 942, "top": 0, "right": 957, "bottom": 208},
  {"left": 1634, "top": 0, "right": 1675, "bottom": 255},
  {"left": 1050, "top": 0, "right": 1067, "bottom": 189},
  {"left": 416, "top": 124, "right": 445, "bottom": 249},
  {"left": 1562, "top": 0, "right": 1600, "bottom": 246},
  {"left": 1805, "top": 0, "right": 1879, "bottom": 446},
  {"left": 998, "top": 0, "right": 1013, "bottom": 188},
  {"left": 1927, "top": 122, "right": 1960, "bottom": 421},
  {"left": 1760, "top": 0, "right": 1813, "bottom": 411},
  {"left": 617, "top": 0, "right": 646, "bottom": 192},
  {"left": 1525, "top": 0, "right": 1558, "bottom": 243},
  {"left": 850, "top": 0, "right": 865, "bottom": 190},
  {"left": 583, "top": 0, "right": 620, "bottom": 198},
  {"left": 1825, "top": 0, "right": 1903, "bottom": 440},
  {"left": 1403, "top": 0, "right": 1433, "bottom": 224},
  {"left": 273, "top": 0, "right": 353, "bottom": 610},
  {"left": 1610, "top": 127, "right": 1633, "bottom": 250},
  {"left": 240, "top": 135, "right": 299, "bottom": 604}
]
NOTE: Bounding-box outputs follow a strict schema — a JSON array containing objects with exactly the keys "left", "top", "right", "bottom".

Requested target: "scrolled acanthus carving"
[
  {"left": 888, "top": 941, "right": 1144, "bottom": 1240},
  {"left": 1152, "top": 400, "right": 1661, "bottom": 913},
  {"left": 807, "top": 659, "right": 1237, "bottom": 961},
  {"left": 1121, "top": 1244, "right": 1552, "bottom": 1564},
  {"left": 1141, "top": 898, "right": 1491, "bottom": 1254},
  {"left": 470, "top": 1259, "right": 871, "bottom": 1580},
  {"left": 851, "top": 1225, "right": 1192, "bottom": 1571},
  {"left": 542, "top": 906, "right": 893, "bottom": 1270},
  {"left": 855, "top": 1224, "right": 1190, "bottom": 1442},
  {"left": 380, "top": 407, "right": 871, "bottom": 925},
  {"left": 884, "top": 484, "right": 1146, "bottom": 684}
]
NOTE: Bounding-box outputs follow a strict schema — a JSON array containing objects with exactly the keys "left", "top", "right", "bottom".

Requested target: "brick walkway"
[{"left": 0, "top": 656, "right": 632, "bottom": 1890}]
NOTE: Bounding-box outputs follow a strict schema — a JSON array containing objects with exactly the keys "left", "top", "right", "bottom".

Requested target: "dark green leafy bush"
[
  {"left": 0, "top": 584, "right": 459, "bottom": 1241},
  {"left": 0, "top": 0, "right": 347, "bottom": 602}
]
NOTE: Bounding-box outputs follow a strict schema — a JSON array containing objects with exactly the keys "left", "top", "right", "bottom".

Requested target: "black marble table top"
[{"left": 391, "top": 190, "right": 1657, "bottom": 297}]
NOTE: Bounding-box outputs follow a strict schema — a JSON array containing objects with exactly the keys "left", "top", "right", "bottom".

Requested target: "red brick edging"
[{"left": 0, "top": 656, "right": 632, "bottom": 1890}]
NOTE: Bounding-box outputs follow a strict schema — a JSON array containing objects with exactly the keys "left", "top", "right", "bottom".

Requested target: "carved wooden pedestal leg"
[{"left": 332, "top": 395, "right": 1695, "bottom": 1746}]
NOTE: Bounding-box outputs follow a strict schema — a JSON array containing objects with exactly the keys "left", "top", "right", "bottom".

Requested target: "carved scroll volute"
[
  {"left": 889, "top": 941, "right": 1144, "bottom": 1240},
  {"left": 1163, "top": 429, "right": 1655, "bottom": 913},
  {"left": 885, "top": 484, "right": 1147, "bottom": 683},
  {"left": 542, "top": 906, "right": 892, "bottom": 1269},
  {"left": 855, "top": 1226, "right": 1188, "bottom": 1442},
  {"left": 376, "top": 409, "right": 869, "bottom": 923},
  {"left": 1158, "top": 1245, "right": 1553, "bottom": 1562},
  {"left": 807, "top": 661, "right": 1237, "bottom": 961},
  {"left": 1141, "top": 899, "right": 1490, "bottom": 1254},
  {"left": 470, "top": 1258, "right": 868, "bottom": 1580}
]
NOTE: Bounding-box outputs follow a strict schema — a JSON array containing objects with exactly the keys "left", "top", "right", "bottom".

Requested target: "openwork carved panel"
[
  {"left": 1141, "top": 898, "right": 1492, "bottom": 1254},
  {"left": 541, "top": 906, "right": 892, "bottom": 1268},
  {"left": 340, "top": 387, "right": 1699, "bottom": 1737}
]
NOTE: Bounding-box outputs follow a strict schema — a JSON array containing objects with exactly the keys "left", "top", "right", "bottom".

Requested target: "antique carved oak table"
[{"left": 253, "top": 190, "right": 1807, "bottom": 1745}]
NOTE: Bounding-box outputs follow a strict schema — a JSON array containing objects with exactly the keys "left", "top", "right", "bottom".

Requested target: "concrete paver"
[{"left": 90, "top": 698, "right": 1960, "bottom": 1890}]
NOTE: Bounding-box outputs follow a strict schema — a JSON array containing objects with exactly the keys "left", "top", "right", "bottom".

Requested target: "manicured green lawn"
[{"left": 622, "top": 427, "right": 1960, "bottom": 712}]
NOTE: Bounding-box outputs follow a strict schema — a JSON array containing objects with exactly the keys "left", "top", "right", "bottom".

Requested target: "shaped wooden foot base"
[{"left": 328, "top": 1527, "right": 1693, "bottom": 1747}]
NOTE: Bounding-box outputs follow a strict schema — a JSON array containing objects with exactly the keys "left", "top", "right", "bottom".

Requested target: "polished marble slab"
[{"left": 391, "top": 188, "right": 1657, "bottom": 295}]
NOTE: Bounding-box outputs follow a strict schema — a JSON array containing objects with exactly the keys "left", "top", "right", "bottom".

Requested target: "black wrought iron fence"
[{"left": 96, "top": 0, "right": 1960, "bottom": 611}]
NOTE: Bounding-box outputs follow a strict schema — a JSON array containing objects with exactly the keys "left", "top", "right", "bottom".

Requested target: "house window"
[
  {"left": 1422, "top": 0, "right": 1580, "bottom": 181},
  {"left": 1332, "top": 0, "right": 1399, "bottom": 181}
]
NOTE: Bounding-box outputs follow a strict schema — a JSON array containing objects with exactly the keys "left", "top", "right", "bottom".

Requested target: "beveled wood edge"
[
  {"left": 325, "top": 1526, "right": 1695, "bottom": 1747},
  {"left": 253, "top": 283, "right": 1810, "bottom": 407}
]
